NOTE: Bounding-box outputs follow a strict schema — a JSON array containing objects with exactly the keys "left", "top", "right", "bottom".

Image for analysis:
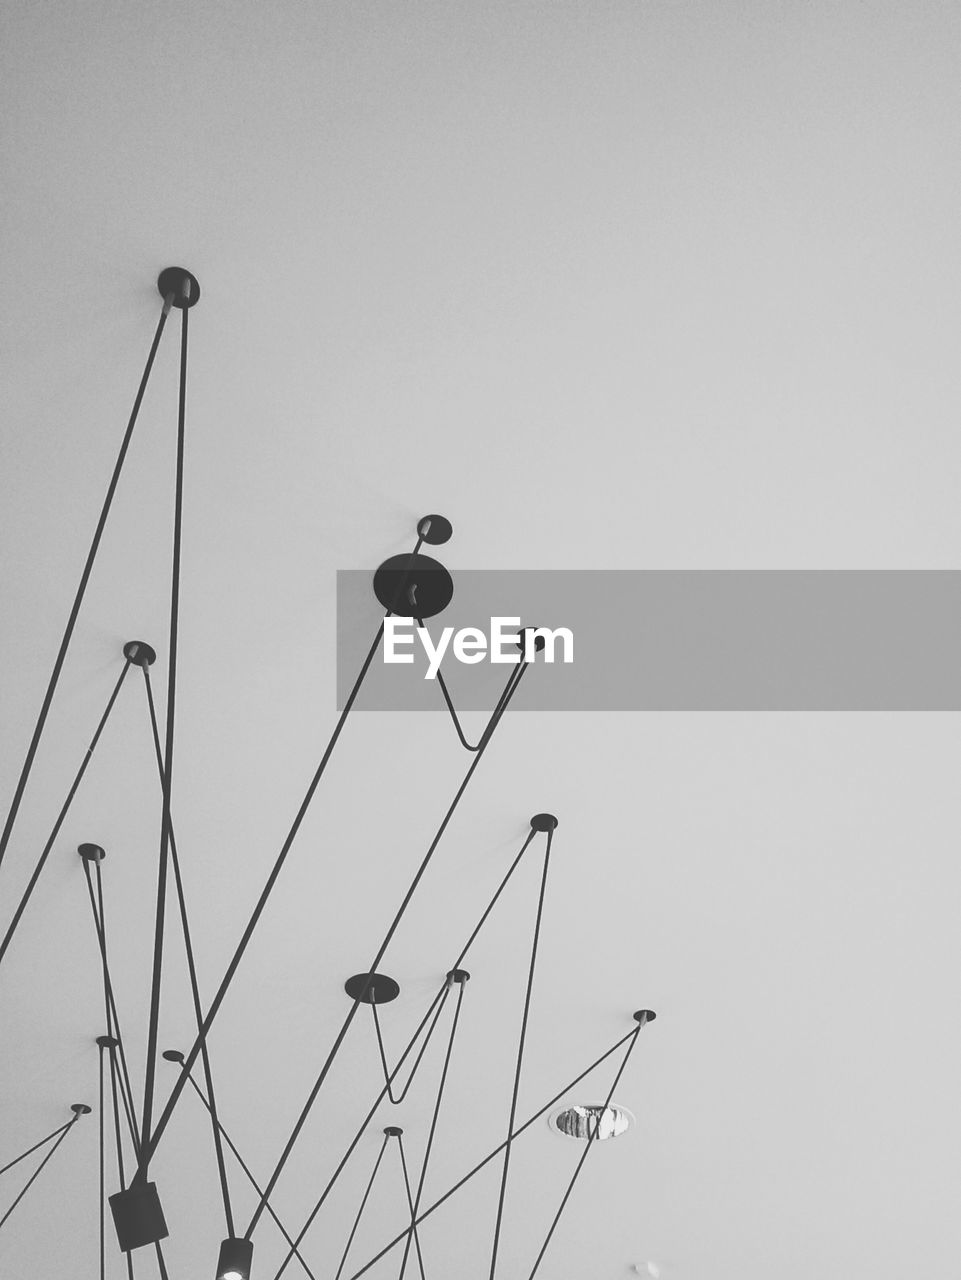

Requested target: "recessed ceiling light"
[{"left": 548, "top": 1101, "right": 635, "bottom": 1140}]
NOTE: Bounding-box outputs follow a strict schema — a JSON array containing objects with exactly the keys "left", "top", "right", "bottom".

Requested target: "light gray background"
[{"left": 2, "top": 4, "right": 960, "bottom": 1279}]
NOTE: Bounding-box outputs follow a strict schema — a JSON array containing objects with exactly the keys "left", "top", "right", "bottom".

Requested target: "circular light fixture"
[{"left": 548, "top": 1101, "right": 635, "bottom": 1141}]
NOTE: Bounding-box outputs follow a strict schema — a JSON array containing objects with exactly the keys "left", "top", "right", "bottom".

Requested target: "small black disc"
[
  {"left": 96, "top": 1035, "right": 119, "bottom": 1049},
  {"left": 447, "top": 968, "right": 470, "bottom": 984},
  {"left": 515, "top": 627, "right": 547, "bottom": 654},
  {"left": 633, "top": 1009, "right": 657, "bottom": 1024},
  {"left": 157, "top": 267, "right": 200, "bottom": 308},
  {"left": 123, "top": 640, "right": 156, "bottom": 667},
  {"left": 384, "top": 1125, "right": 403, "bottom": 1137},
  {"left": 344, "top": 972, "right": 401, "bottom": 1005},
  {"left": 530, "top": 814, "right": 558, "bottom": 832},
  {"left": 161, "top": 1049, "right": 185, "bottom": 1063},
  {"left": 417, "top": 514, "right": 453, "bottom": 545},
  {"left": 71, "top": 1103, "right": 92, "bottom": 1115},
  {"left": 373, "top": 554, "right": 453, "bottom": 619},
  {"left": 78, "top": 843, "right": 105, "bottom": 863}
]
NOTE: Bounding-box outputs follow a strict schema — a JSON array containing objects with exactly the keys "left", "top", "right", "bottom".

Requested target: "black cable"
[
  {"left": 142, "top": 668, "right": 234, "bottom": 1235},
  {"left": 248, "top": 657, "right": 530, "bottom": 1240},
  {"left": 395, "top": 1134, "right": 427, "bottom": 1280},
  {"left": 99, "top": 1044, "right": 106, "bottom": 1280},
  {"left": 273, "top": 817, "right": 539, "bottom": 1280},
  {"left": 0, "top": 1121, "right": 72, "bottom": 1177},
  {"left": 137, "top": 617, "right": 388, "bottom": 1180},
  {"left": 370, "top": 984, "right": 452, "bottom": 1105},
  {"left": 333, "top": 1135, "right": 389, "bottom": 1280},
  {"left": 397, "top": 977, "right": 466, "bottom": 1280},
  {"left": 0, "top": 659, "right": 131, "bottom": 970},
  {"left": 271, "top": 982, "right": 451, "bottom": 1280},
  {"left": 488, "top": 825, "right": 554, "bottom": 1280},
  {"left": 0, "top": 298, "right": 171, "bottom": 876},
  {"left": 0, "top": 1113, "right": 80, "bottom": 1231},
  {"left": 526, "top": 1017, "right": 647, "bottom": 1278},
  {"left": 173, "top": 1063, "right": 317, "bottom": 1280},
  {"left": 140, "top": 296, "right": 189, "bottom": 1164},
  {"left": 83, "top": 859, "right": 140, "bottom": 1153},
  {"left": 107, "top": 1044, "right": 136, "bottom": 1280},
  {"left": 417, "top": 618, "right": 527, "bottom": 753},
  {"left": 345, "top": 1028, "right": 641, "bottom": 1280}
]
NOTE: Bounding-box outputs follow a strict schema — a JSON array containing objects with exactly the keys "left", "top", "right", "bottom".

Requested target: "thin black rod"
[
  {"left": 273, "top": 818, "right": 538, "bottom": 1280},
  {"left": 395, "top": 1135, "right": 427, "bottom": 1280},
  {"left": 0, "top": 660, "right": 131, "bottom": 970},
  {"left": 397, "top": 978, "right": 466, "bottom": 1280},
  {"left": 108, "top": 1046, "right": 137, "bottom": 1280},
  {"left": 138, "top": 617, "right": 388, "bottom": 1179},
  {"left": 333, "top": 1136, "right": 389, "bottom": 1280},
  {"left": 142, "top": 669, "right": 234, "bottom": 1235},
  {"left": 488, "top": 825, "right": 554, "bottom": 1280},
  {"left": 154, "top": 1241, "right": 169, "bottom": 1280},
  {"left": 0, "top": 1120, "right": 72, "bottom": 1177},
  {"left": 179, "top": 1068, "right": 317, "bottom": 1280},
  {"left": 526, "top": 1019, "right": 646, "bottom": 1279},
  {"left": 271, "top": 983, "right": 451, "bottom": 1280},
  {"left": 83, "top": 860, "right": 139, "bottom": 1153},
  {"left": 370, "top": 985, "right": 452, "bottom": 1105},
  {"left": 249, "top": 657, "right": 530, "bottom": 1240},
  {"left": 99, "top": 1045, "right": 106, "bottom": 1280},
  {"left": 417, "top": 618, "right": 525, "bottom": 753},
  {"left": 345, "top": 1028, "right": 640, "bottom": 1280},
  {"left": 0, "top": 1115, "right": 78, "bottom": 1231},
  {"left": 0, "top": 299, "right": 171, "bottom": 875},
  {"left": 137, "top": 534, "right": 430, "bottom": 1175},
  {"left": 140, "top": 297, "right": 189, "bottom": 1164}
]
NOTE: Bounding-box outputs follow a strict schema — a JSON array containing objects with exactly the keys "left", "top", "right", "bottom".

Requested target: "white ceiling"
[{"left": 2, "top": 2, "right": 961, "bottom": 1277}]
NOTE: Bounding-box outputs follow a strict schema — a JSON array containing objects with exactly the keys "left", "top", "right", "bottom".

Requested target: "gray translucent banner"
[{"left": 336, "top": 570, "right": 961, "bottom": 711}]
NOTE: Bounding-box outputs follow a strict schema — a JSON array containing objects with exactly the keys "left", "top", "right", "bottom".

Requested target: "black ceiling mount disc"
[
  {"left": 344, "top": 972, "right": 401, "bottom": 1005},
  {"left": 78, "top": 843, "right": 105, "bottom": 863},
  {"left": 156, "top": 266, "right": 200, "bottom": 308},
  {"left": 447, "top": 968, "right": 471, "bottom": 984},
  {"left": 514, "top": 627, "right": 547, "bottom": 654},
  {"left": 530, "top": 813, "right": 558, "bottom": 831},
  {"left": 417, "top": 514, "right": 453, "bottom": 545},
  {"left": 383, "top": 1125, "right": 403, "bottom": 1137},
  {"left": 123, "top": 640, "right": 156, "bottom": 667},
  {"left": 71, "top": 1103, "right": 92, "bottom": 1115},
  {"left": 161, "top": 1049, "right": 185, "bottom": 1063},
  {"left": 96, "top": 1035, "right": 119, "bottom": 1049},
  {"left": 373, "top": 554, "right": 454, "bottom": 619},
  {"left": 633, "top": 1009, "right": 657, "bottom": 1024}
]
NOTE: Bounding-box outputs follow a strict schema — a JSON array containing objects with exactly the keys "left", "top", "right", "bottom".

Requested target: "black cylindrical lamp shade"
[{"left": 217, "top": 1236, "right": 253, "bottom": 1280}]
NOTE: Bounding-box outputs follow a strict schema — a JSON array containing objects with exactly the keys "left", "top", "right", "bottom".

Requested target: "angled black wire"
[
  {"left": 138, "top": 609, "right": 393, "bottom": 1178},
  {"left": 417, "top": 618, "right": 528, "bottom": 752},
  {"left": 83, "top": 858, "right": 140, "bottom": 1153},
  {"left": 0, "top": 1111, "right": 81, "bottom": 1231},
  {"left": 153, "top": 1240, "right": 170, "bottom": 1279},
  {"left": 250, "top": 658, "right": 530, "bottom": 1241},
  {"left": 140, "top": 293, "right": 190, "bottom": 1166},
  {"left": 170, "top": 1060, "right": 317, "bottom": 1280},
  {"left": 370, "top": 984, "right": 452, "bottom": 1105},
  {"left": 271, "top": 982, "right": 451, "bottom": 1280},
  {"left": 107, "top": 1044, "right": 136, "bottom": 1280},
  {"left": 0, "top": 297, "right": 171, "bottom": 876},
  {"left": 526, "top": 1015, "right": 647, "bottom": 1279},
  {"left": 0, "top": 1121, "right": 72, "bottom": 1178},
  {"left": 333, "top": 1134, "right": 390, "bottom": 1280},
  {"left": 0, "top": 659, "right": 131, "bottom": 970},
  {"left": 397, "top": 977, "right": 467, "bottom": 1280},
  {"left": 345, "top": 1026, "right": 642, "bottom": 1280},
  {"left": 395, "top": 1134, "right": 427, "bottom": 1280},
  {"left": 488, "top": 824, "right": 554, "bottom": 1280},
  {"left": 142, "top": 668, "right": 234, "bottom": 1235},
  {"left": 99, "top": 1043, "right": 106, "bottom": 1280}
]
